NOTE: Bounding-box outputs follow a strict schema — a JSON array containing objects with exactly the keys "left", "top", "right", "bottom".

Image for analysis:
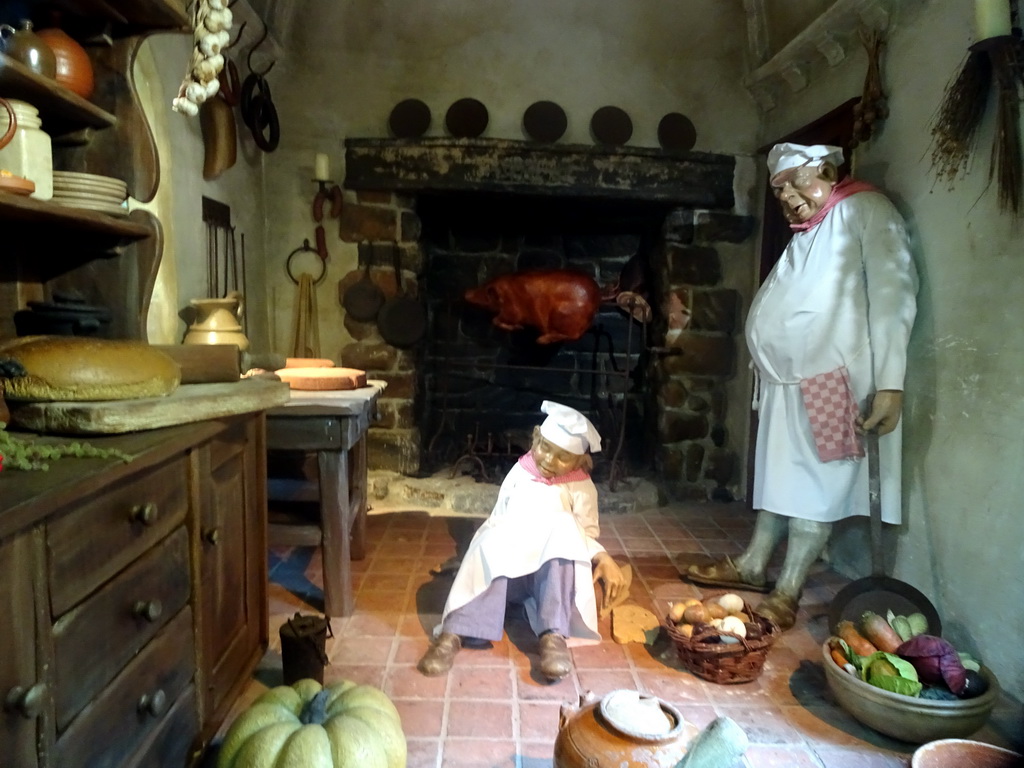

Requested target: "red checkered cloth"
[{"left": 799, "top": 366, "right": 864, "bottom": 462}]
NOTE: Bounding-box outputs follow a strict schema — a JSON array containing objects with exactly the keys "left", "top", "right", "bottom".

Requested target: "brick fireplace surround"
[{"left": 337, "top": 138, "right": 754, "bottom": 501}]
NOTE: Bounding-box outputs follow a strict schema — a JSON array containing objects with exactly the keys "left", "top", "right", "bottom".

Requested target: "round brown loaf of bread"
[{"left": 0, "top": 336, "right": 181, "bottom": 401}]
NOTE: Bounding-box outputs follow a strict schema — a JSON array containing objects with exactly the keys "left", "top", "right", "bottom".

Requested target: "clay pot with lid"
[
  {"left": 36, "top": 25, "right": 94, "bottom": 99},
  {"left": 554, "top": 690, "right": 699, "bottom": 768}
]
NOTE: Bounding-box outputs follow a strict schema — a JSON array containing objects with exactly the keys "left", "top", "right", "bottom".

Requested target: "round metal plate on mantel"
[
  {"left": 389, "top": 98, "right": 432, "bottom": 139},
  {"left": 445, "top": 98, "right": 489, "bottom": 138},
  {"left": 590, "top": 105, "right": 632, "bottom": 146},
  {"left": 658, "top": 112, "right": 697, "bottom": 151},
  {"left": 523, "top": 100, "right": 567, "bottom": 143}
]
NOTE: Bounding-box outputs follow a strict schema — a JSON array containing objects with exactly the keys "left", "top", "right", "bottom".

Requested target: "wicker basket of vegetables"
[
  {"left": 824, "top": 610, "right": 999, "bottom": 743},
  {"left": 664, "top": 592, "right": 780, "bottom": 684}
]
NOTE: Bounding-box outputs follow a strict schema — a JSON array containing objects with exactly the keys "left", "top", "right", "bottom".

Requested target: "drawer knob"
[
  {"left": 4, "top": 684, "right": 45, "bottom": 719},
  {"left": 133, "top": 599, "right": 163, "bottom": 622},
  {"left": 203, "top": 527, "right": 221, "bottom": 545},
  {"left": 130, "top": 503, "right": 159, "bottom": 525},
  {"left": 137, "top": 688, "right": 167, "bottom": 718}
]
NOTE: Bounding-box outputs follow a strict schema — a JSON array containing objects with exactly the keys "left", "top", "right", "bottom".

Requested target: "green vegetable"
[
  {"left": 958, "top": 653, "right": 981, "bottom": 672},
  {"left": 887, "top": 610, "right": 914, "bottom": 642},
  {"left": 861, "top": 651, "right": 923, "bottom": 697},
  {"left": 0, "top": 422, "right": 132, "bottom": 471},
  {"left": 907, "top": 613, "right": 929, "bottom": 637}
]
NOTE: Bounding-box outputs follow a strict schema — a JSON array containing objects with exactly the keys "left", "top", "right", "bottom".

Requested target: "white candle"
[
  {"left": 975, "top": 0, "right": 1011, "bottom": 39},
  {"left": 314, "top": 152, "right": 330, "bottom": 181}
]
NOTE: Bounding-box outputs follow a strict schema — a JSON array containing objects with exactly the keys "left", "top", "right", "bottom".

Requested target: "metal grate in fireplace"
[{"left": 414, "top": 192, "right": 670, "bottom": 485}]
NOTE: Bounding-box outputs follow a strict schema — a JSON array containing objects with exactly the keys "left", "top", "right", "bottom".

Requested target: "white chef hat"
[
  {"left": 539, "top": 400, "right": 602, "bottom": 454},
  {"left": 767, "top": 142, "right": 844, "bottom": 177}
]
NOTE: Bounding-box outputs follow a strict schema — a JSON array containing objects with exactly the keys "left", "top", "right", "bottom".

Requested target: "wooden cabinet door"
[
  {"left": 0, "top": 530, "right": 46, "bottom": 768},
  {"left": 196, "top": 415, "right": 268, "bottom": 739}
]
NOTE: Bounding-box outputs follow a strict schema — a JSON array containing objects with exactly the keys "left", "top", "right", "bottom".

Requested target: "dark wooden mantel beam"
[{"left": 344, "top": 138, "right": 735, "bottom": 208}]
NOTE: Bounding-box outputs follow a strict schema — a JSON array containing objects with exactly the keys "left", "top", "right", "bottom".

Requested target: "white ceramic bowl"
[{"left": 821, "top": 642, "right": 1000, "bottom": 744}]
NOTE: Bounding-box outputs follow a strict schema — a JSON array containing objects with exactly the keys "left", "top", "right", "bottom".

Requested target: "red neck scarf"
[
  {"left": 517, "top": 452, "right": 589, "bottom": 485},
  {"left": 789, "top": 177, "right": 879, "bottom": 232}
]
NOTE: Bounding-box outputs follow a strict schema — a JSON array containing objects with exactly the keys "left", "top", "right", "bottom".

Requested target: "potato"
[
  {"left": 703, "top": 601, "right": 728, "bottom": 620},
  {"left": 668, "top": 602, "right": 687, "bottom": 623},
  {"left": 676, "top": 623, "right": 694, "bottom": 638},
  {"left": 683, "top": 604, "right": 708, "bottom": 624},
  {"left": 733, "top": 611, "right": 751, "bottom": 623}
]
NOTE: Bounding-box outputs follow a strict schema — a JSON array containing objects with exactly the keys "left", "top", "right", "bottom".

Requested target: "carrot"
[
  {"left": 828, "top": 638, "right": 851, "bottom": 669},
  {"left": 836, "top": 620, "right": 878, "bottom": 657},
  {"left": 860, "top": 611, "right": 903, "bottom": 654}
]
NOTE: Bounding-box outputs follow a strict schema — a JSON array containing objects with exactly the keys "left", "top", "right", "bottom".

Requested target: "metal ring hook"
[
  {"left": 286, "top": 239, "right": 327, "bottom": 285},
  {"left": 224, "top": 20, "right": 247, "bottom": 51},
  {"left": 246, "top": 18, "right": 276, "bottom": 77}
]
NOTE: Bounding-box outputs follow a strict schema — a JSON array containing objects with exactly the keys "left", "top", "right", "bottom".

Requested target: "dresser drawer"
[
  {"left": 55, "top": 606, "right": 196, "bottom": 768},
  {"left": 52, "top": 526, "right": 191, "bottom": 732},
  {"left": 48, "top": 456, "right": 189, "bottom": 616},
  {"left": 125, "top": 684, "right": 200, "bottom": 768}
]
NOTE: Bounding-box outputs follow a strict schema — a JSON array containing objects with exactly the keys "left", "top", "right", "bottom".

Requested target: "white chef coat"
[
  {"left": 746, "top": 191, "right": 918, "bottom": 523},
  {"left": 439, "top": 463, "right": 604, "bottom": 646}
]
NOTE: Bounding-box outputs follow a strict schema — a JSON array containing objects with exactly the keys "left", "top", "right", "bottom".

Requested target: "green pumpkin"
[{"left": 216, "top": 679, "right": 407, "bottom": 768}]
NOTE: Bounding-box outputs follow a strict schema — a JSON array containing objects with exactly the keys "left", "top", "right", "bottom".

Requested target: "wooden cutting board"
[
  {"left": 274, "top": 367, "right": 367, "bottom": 391},
  {"left": 7, "top": 379, "right": 291, "bottom": 435}
]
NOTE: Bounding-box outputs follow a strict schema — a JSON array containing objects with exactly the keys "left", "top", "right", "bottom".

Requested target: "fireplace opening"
[{"left": 414, "top": 191, "right": 673, "bottom": 485}]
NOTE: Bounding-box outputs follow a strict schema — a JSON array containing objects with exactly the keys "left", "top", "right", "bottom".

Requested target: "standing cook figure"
[{"left": 687, "top": 143, "right": 918, "bottom": 630}]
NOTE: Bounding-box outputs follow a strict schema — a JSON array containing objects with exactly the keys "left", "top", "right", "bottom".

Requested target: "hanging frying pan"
[
  {"left": 376, "top": 243, "right": 426, "bottom": 348},
  {"left": 340, "top": 241, "right": 384, "bottom": 322},
  {"left": 828, "top": 430, "right": 942, "bottom": 634}
]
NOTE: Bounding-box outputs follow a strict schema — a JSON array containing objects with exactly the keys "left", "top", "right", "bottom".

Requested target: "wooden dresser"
[{"left": 1, "top": 413, "right": 268, "bottom": 767}]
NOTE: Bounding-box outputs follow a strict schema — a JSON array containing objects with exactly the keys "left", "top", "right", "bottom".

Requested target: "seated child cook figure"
[{"left": 418, "top": 401, "right": 626, "bottom": 681}]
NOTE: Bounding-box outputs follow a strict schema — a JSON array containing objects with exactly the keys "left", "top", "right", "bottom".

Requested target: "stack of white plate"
[{"left": 51, "top": 171, "right": 129, "bottom": 217}]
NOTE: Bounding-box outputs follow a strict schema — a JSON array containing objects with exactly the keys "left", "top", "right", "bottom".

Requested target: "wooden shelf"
[
  {"left": 50, "top": 0, "right": 190, "bottom": 30},
  {"left": 0, "top": 53, "right": 116, "bottom": 135},
  {"left": 0, "top": 192, "right": 151, "bottom": 241}
]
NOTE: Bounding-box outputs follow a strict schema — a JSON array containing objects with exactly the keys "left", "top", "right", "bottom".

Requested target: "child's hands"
[{"left": 592, "top": 551, "right": 626, "bottom": 611}]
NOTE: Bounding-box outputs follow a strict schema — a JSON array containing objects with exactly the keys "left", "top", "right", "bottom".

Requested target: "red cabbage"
[{"left": 895, "top": 635, "right": 967, "bottom": 695}]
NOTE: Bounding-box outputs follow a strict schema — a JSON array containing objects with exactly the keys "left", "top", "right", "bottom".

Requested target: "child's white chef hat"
[
  {"left": 767, "top": 142, "right": 844, "bottom": 176},
  {"left": 539, "top": 400, "right": 602, "bottom": 455}
]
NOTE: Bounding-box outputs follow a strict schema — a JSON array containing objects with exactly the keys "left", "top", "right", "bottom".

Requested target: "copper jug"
[{"left": 554, "top": 690, "right": 699, "bottom": 768}]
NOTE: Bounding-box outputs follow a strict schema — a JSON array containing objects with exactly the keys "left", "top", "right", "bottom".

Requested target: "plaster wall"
[
  {"left": 760, "top": 0, "right": 1024, "bottom": 711},
  {"left": 258, "top": 0, "right": 759, "bottom": 363},
  {"left": 132, "top": 31, "right": 272, "bottom": 354}
]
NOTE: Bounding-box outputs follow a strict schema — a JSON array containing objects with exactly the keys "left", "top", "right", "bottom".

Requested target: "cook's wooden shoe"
[
  {"left": 417, "top": 632, "right": 461, "bottom": 676},
  {"left": 539, "top": 632, "right": 572, "bottom": 681}
]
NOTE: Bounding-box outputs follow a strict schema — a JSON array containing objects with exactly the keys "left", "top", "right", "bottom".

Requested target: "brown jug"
[
  {"left": 0, "top": 20, "right": 57, "bottom": 79},
  {"left": 36, "top": 26, "right": 94, "bottom": 99},
  {"left": 554, "top": 690, "right": 699, "bottom": 768}
]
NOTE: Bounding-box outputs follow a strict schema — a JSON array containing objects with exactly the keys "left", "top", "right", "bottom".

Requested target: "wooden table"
[{"left": 265, "top": 384, "right": 383, "bottom": 617}]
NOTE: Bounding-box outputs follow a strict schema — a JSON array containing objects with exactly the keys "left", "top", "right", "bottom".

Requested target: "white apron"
[
  {"left": 439, "top": 463, "right": 604, "bottom": 646},
  {"left": 747, "top": 191, "right": 918, "bottom": 523}
]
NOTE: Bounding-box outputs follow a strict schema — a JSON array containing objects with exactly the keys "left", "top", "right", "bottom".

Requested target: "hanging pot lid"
[
  {"left": 523, "top": 100, "right": 567, "bottom": 143},
  {"left": 590, "top": 105, "right": 632, "bottom": 146},
  {"left": 658, "top": 112, "right": 697, "bottom": 151},
  {"left": 445, "top": 98, "right": 488, "bottom": 138},
  {"left": 389, "top": 98, "right": 432, "bottom": 139}
]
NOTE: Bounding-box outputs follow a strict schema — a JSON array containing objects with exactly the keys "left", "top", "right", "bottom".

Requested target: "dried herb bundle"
[
  {"left": 989, "top": 39, "right": 1023, "bottom": 214},
  {"left": 929, "top": 50, "right": 992, "bottom": 184}
]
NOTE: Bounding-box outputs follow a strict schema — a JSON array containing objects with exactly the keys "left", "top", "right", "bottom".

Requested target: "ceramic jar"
[
  {"left": 35, "top": 26, "right": 94, "bottom": 99},
  {"left": 554, "top": 690, "right": 699, "bottom": 768},
  {"left": 0, "top": 20, "right": 57, "bottom": 78},
  {"left": 0, "top": 99, "right": 53, "bottom": 200},
  {"left": 184, "top": 292, "right": 249, "bottom": 351}
]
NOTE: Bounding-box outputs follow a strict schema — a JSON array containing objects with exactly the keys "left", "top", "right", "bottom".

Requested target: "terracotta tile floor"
[{"left": 220, "top": 505, "right": 1020, "bottom": 768}]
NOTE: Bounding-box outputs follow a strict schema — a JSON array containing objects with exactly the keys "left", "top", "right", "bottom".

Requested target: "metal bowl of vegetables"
[{"left": 822, "top": 641, "right": 1000, "bottom": 743}]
